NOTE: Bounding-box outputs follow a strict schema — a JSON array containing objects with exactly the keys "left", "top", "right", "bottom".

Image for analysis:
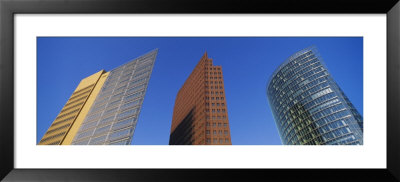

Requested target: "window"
[
  {"left": 94, "top": 125, "right": 111, "bottom": 136},
  {"left": 219, "top": 139, "right": 223, "bottom": 144},
  {"left": 76, "top": 130, "right": 93, "bottom": 140},
  {"left": 206, "top": 130, "right": 210, "bottom": 135},
  {"left": 119, "top": 78, "right": 129, "bottom": 85},
  {"left": 109, "top": 128, "right": 131, "bottom": 141},
  {"left": 99, "top": 116, "right": 114, "bottom": 126},
  {"left": 218, "top": 123, "right": 222, "bottom": 127},
  {"left": 218, "top": 130, "right": 222, "bottom": 135},
  {"left": 224, "top": 130, "right": 228, "bottom": 135},
  {"left": 212, "top": 103, "right": 215, "bottom": 106},
  {"left": 206, "top": 122, "right": 210, "bottom": 126},
  {"left": 212, "top": 109, "right": 215, "bottom": 113},
  {"left": 89, "top": 135, "right": 107, "bottom": 145},
  {"left": 112, "top": 118, "right": 135, "bottom": 131},
  {"left": 110, "top": 92, "right": 124, "bottom": 101},
  {"left": 120, "top": 100, "right": 139, "bottom": 110},
  {"left": 126, "top": 84, "right": 145, "bottom": 95},
  {"left": 213, "top": 122, "right": 216, "bottom": 127},
  {"left": 213, "top": 130, "right": 217, "bottom": 135},
  {"left": 213, "top": 139, "right": 217, "bottom": 144},
  {"left": 86, "top": 113, "right": 101, "bottom": 122},
  {"left": 124, "top": 92, "right": 142, "bottom": 102},
  {"left": 80, "top": 121, "right": 97, "bottom": 131},
  {"left": 224, "top": 123, "right": 228, "bottom": 127},
  {"left": 107, "top": 99, "right": 121, "bottom": 107},
  {"left": 117, "top": 109, "right": 137, "bottom": 120},
  {"left": 103, "top": 107, "right": 118, "bottom": 116}
]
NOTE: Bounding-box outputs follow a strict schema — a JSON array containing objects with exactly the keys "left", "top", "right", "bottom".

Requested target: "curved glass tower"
[{"left": 267, "top": 47, "right": 363, "bottom": 145}]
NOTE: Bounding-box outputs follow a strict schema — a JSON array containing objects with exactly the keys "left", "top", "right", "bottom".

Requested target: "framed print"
[{"left": 1, "top": 0, "right": 399, "bottom": 181}]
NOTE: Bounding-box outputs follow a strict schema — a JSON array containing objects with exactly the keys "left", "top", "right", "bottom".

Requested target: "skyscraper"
[
  {"left": 169, "top": 52, "right": 232, "bottom": 145},
  {"left": 39, "top": 49, "right": 158, "bottom": 145},
  {"left": 267, "top": 47, "right": 363, "bottom": 145}
]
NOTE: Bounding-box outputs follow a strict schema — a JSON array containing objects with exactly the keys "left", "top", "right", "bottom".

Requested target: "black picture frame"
[{"left": 1, "top": 0, "right": 399, "bottom": 181}]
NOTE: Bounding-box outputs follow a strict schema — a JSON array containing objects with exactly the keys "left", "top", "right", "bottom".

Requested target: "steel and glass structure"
[
  {"left": 39, "top": 49, "right": 158, "bottom": 145},
  {"left": 267, "top": 47, "right": 363, "bottom": 145}
]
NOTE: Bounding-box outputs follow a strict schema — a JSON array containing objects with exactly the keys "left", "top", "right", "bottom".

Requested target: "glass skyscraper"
[
  {"left": 39, "top": 49, "right": 157, "bottom": 145},
  {"left": 71, "top": 49, "right": 157, "bottom": 145},
  {"left": 267, "top": 47, "right": 363, "bottom": 145}
]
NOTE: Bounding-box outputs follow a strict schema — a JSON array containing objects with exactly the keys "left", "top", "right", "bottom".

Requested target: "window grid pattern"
[
  {"left": 39, "top": 83, "right": 97, "bottom": 145},
  {"left": 267, "top": 47, "right": 363, "bottom": 145},
  {"left": 71, "top": 49, "right": 158, "bottom": 145}
]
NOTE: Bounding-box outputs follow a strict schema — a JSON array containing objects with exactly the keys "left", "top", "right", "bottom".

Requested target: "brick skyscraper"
[{"left": 169, "top": 52, "right": 232, "bottom": 145}]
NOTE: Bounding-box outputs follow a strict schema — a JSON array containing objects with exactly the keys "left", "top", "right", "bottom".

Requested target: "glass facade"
[
  {"left": 267, "top": 47, "right": 363, "bottom": 145},
  {"left": 71, "top": 49, "right": 158, "bottom": 145}
]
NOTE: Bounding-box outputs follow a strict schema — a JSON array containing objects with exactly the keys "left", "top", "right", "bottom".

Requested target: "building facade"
[
  {"left": 169, "top": 52, "right": 232, "bottom": 145},
  {"left": 39, "top": 49, "right": 158, "bottom": 145},
  {"left": 267, "top": 47, "right": 363, "bottom": 145}
]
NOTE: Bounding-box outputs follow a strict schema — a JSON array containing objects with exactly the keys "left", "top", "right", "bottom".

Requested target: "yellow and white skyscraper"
[{"left": 39, "top": 49, "right": 158, "bottom": 145}]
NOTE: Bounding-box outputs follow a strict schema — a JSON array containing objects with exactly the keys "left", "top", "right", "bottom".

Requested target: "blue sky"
[{"left": 37, "top": 37, "right": 363, "bottom": 145}]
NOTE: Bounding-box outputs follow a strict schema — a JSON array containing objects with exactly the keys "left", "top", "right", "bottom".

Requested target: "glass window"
[
  {"left": 74, "top": 140, "right": 89, "bottom": 145},
  {"left": 109, "top": 140, "right": 128, "bottom": 145},
  {"left": 124, "top": 92, "right": 142, "bottom": 102},
  {"left": 76, "top": 130, "right": 93, "bottom": 140},
  {"left": 99, "top": 116, "right": 115, "bottom": 126},
  {"left": 117, "top": 109, "right": 138, "bottom": 120},
  {"left": 112, "top": 117, "right": 135, "bottom": 131},
  {"left": 89, "top": 135, "right": 107, "bottom": 145},
  {"left": 80, "top": 121, "right": 97, "bottom": 131},
  {"left": 109, "top": 128, "right": 131, "bottom": 141},
  {"left": 103, "top": 107, "right": 118, "bottom": 116},
  {"left": 94, "top": 125, "right": 111, "bottom": 136},
  {"left": 120, "top": 100, "right": 140, "bottom": 110}
]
